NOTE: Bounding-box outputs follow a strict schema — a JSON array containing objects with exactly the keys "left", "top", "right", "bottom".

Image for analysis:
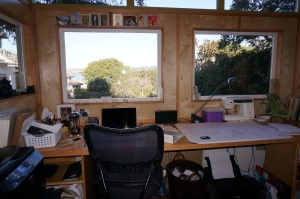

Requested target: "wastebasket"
[{"left": 166, "top": 154, "right": 206, "bottom": 199}]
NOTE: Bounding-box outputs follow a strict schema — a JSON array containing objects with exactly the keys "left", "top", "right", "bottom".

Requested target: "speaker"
[{"left": 155, "top": 110, "right": 177, "bottom": 124}]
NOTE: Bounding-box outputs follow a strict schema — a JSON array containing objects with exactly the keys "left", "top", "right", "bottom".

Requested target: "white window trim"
[
  {"left": 0, "top": 13, "right": 26, "bottom": 91},
  {"left": 194, "top": 30, "right": 277, "bottom": 100},
  {"left": 59, "top": 28, "right": 162, "bottom": 103}
]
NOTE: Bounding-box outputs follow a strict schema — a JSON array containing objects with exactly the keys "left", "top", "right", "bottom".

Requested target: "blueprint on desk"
[{"left": 175, "top": 120, "right": 292, "bottom": 144}]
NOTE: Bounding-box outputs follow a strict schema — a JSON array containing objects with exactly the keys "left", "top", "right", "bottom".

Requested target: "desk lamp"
[{"left": 191, "top": 77, "right": 237, "bottom": 123}]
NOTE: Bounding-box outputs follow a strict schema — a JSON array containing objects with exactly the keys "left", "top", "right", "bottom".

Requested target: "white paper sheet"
[
  {"left": 269, "top": 123, "right": 300, "bottom": 135},
  {"left": 205, "top": 153, "right": 235, "bottom": 179},
  {"left": 175, "top": 120, "right": 291, "bottom": 144}
]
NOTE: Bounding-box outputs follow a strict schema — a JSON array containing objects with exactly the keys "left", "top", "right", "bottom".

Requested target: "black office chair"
[{"left": 84, "top": 124, "right": 164, "bottom": 199}]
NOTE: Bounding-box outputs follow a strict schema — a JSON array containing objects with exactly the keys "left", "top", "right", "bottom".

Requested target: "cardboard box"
[{"left": 202, "top": 108, "right": 223, "bottom": 122}]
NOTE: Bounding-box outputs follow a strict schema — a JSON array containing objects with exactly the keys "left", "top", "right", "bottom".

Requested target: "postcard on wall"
[
  {"left": 81, "top": 14, "right": 90, "bottom": 26},
  {"left": 75, "top": 108, "right": 89, "bottom": 117},
  {"left": 100, "top": 14, "right": 109, "bottom": 26},
  {"left": 56, "top": 16, "right": 70, "bottom": 25},
  {"left": 70, "top": 12, "right": 81, "bottom": 25},
  {"left": 91, "top": 14, "right": 99, "bottom": 26},
  {"left": 138, "top": 15, "right": 148, "bottom": 26},
  {"left": 56, "top": 104, "right": 75, "bottom": 120},
  {"left": 123, "top": 16, "right": 137, "bottom": 26},
  {"left": 88, "top": 117, "right": 99, "bottom": 125},
  {"left": 148, "top": 15, "right": 157, "bottom": 27},
  {"left": 113, "top": 14, "right": 123, "bottom": 26}
]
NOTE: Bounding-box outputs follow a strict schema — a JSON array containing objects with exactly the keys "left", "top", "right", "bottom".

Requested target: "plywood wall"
[
  {"left": 33, "top": 8, "right": 299, "bottom": 121},
  {"left": 1, "top": 2, "right": 299, "bottom": 121}
]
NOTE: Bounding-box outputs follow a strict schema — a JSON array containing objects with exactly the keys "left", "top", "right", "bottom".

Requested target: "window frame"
[
  {"left": 58, "top": 27, "right": 162, "bottom": 103},
  {"left": 0, "top": 13, "right": 26, "bottom": 91},
  {"left": 193, "top": 30, "right": 278, "bottom": 100}
]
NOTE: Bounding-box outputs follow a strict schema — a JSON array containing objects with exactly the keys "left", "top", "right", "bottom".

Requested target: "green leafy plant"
[{"left": 260, "top": 93, "right": 292, "bottom": 118}]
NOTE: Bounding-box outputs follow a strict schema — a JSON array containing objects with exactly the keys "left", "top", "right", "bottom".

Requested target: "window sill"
[{"left": 0, "top": 93, "right": 36, "bottom": 103}]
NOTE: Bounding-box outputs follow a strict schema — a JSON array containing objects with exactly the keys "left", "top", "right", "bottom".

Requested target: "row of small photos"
[{"left": 56, "top": 12, "right": 157, "bottom": 27}]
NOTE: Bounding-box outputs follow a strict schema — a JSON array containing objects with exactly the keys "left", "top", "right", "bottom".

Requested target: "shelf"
[{"left": 44, "top": 157, "right": 83, "bottom": 186}]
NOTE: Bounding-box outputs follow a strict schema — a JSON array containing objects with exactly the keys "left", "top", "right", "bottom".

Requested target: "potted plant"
[
  {"left": 0, "top": 77, "right": 13, "bottom": 98},
  {"left": 260, "top": 93, "right": 292, "bottom": 122}
]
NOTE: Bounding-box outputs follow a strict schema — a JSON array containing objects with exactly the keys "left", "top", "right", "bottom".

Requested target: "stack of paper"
[
  {"left": 0, "top": 107, "right": 16, "bottom": 147},
  {"left": 160, "top": 125, "right": 184, "bottom": 144}
]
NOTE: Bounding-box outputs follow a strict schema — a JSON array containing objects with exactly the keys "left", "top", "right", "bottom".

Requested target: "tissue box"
[{"left": 202, "top": 108, "right": 223, "bottom": 122}]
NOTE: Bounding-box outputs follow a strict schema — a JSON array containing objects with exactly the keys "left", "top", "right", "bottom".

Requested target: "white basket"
[{"left": 23, "top": 129, "right": 62, "bottom": 148}]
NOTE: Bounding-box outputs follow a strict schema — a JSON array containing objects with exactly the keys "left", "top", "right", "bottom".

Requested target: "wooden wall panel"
[
  {"left": 34, "top": 9, "right": 300, "bottom": 120},
  {"left": 0, "top": 94, "right": 37, "bottom": 112},
  {"left": 0, "top": 1, "right": 38, "bottom": 114},
  {"left": 0, "top": 0, "right": 31, "bottom": 24}
]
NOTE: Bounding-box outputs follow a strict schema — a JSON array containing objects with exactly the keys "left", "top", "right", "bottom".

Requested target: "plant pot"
[{"left": 270, "top": 115, "right": 288, "bottom": 123}]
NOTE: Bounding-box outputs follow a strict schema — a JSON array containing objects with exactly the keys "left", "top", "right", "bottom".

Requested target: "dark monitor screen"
[{"left": 101, "top": 108, "right": 137, "bottom": 129}]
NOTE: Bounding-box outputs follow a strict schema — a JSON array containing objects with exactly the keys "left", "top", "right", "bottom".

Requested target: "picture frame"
[
  {"left": 91, "top": 13, "right": 99, "bottom": 26},
  {"left": 81, "top": 14, "right": 90, "bottom": 26},
  {"left": 88, "top": 117, "right": 99, "bottom": 124},
  {"left": 56, "top": 104, "right": 75, "bottom": 120},
  {"left": 123, "top": 16, "right": 137, "bottom": 26},
  {"left": 100, "top": 14, "right": 109, "bottom": 26}
]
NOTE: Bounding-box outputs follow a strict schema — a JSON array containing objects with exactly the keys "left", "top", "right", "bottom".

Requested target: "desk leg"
[
  {"left": 264, "top": 142, "right": 299, "bottom": 199},
  {"left": 82, "top": 155, "right": 95, "bottom": 199}
]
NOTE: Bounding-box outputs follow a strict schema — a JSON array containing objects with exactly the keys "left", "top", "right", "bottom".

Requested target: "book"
[
  {"left": 113, "top": 14, "right": 123, "bottom": 26},
  {"left": 62, "top": 161, "right": 82, "bottom": 182}
]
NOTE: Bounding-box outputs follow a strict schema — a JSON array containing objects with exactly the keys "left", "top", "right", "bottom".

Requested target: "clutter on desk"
[
  {"left": 21, "top": 113, "right": 63, "bottom": 148},
  {"left": 41, "top": 107, "right": 57, "bottom": 125}
]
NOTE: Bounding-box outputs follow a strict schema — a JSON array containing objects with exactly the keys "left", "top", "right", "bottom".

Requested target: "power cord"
[{"left": 57, "top": 133, "right": 84, "bottom": 150}]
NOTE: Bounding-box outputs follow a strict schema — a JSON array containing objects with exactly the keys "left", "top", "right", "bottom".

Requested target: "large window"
[
  {"left": 0, "top": 14, "right": 26, "bottom": 92},
  {"left": 59, "top": 28, "right": 162, "bottom": 103},
  {"left": 194, "top": 30, "right": 277, "bottom": 100}
]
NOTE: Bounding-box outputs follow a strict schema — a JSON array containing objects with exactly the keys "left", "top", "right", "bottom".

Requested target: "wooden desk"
[{"left": 37, "top": 126, "right": 300, "bottom": 199}]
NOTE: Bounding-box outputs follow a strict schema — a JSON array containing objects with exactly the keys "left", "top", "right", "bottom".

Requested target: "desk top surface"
[{"left": 36, "top": 123, "right": 300, "bottom": 158}]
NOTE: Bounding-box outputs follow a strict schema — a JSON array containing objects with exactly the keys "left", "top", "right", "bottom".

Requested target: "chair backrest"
[{"left": 84, "top": 124, "right": 164, "bottom": 199}]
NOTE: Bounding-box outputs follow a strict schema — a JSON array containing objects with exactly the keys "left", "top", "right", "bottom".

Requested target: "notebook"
[{"left": 101, "top": 108, "right": 137, "bottom": 129}]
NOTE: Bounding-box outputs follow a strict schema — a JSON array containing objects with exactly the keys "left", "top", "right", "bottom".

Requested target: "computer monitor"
[{"left": 101, "top": 108, "right": 137, "bottom": 129}]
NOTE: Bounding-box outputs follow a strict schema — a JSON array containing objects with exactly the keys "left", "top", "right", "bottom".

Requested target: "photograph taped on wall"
[
  {"left": 75, "top": 108, "right": 89, "bottom": 117},
  {"left": 56, "top": 16, "right": 70, "bottom": 25},
  {"left": 81, "top": 14, "right": 90, "bottom": 26},
  {"left": 100, "top": 14, "right": 109, "bottom": 26},
  {"left": 138, "top": 15, "right": 148, "bottom": 26},
  {"left": 88, "top": 117, "right": 99, "bottom": 124},
  {"left": 123, "top": 16, "right": 137, "bottom": 26},
  {"left": 91, "top": 13, "right": 99, "bottom": 26},
  {"left": 70, "top": 12, "right": 81, "bottom": 25},
  {"left": 56, "top": 104, "right": 75, "bottom": 120}
]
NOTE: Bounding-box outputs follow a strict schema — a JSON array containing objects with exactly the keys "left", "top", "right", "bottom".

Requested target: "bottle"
[{"left": 69, "top": 112, "right": 80, "bottom": 134}]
